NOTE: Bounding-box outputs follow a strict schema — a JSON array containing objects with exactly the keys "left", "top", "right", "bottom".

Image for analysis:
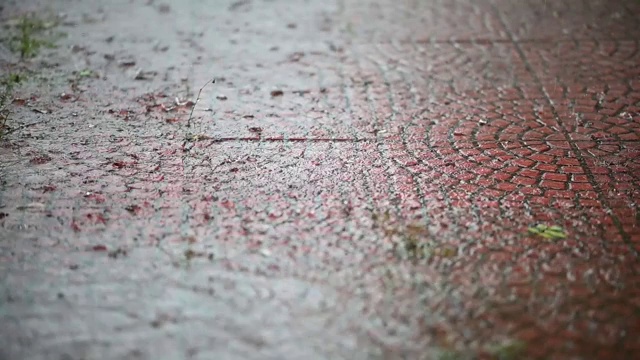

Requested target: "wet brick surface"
[{"left": 0, "top": 0, "right": 639, "bottom": 359}]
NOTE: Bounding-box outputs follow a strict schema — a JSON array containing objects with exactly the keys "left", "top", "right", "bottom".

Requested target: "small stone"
[
  {"left": 119, "top": 60, "right": 136, "bottom": 67},
  {"left": 260, "top": 248, "right": 271, "bottom": 257},
  {"left": 216, "top": 94, "right": 228, "bottom": 100}
]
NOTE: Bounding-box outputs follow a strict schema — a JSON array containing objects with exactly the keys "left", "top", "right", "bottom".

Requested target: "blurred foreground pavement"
[{"left": 0, "top": 0, "right": 639, "bottom": 359}]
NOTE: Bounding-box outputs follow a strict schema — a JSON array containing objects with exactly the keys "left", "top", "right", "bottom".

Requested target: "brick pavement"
[{"left": 0, "top": 0, "right": 639, "bottom": 359}]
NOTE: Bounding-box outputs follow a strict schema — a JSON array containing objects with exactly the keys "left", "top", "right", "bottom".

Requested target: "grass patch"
[
  {"left": 371, "top": 211, "right": 458, "bottom": 261},
  {"left": 435, "top": 349, "right": 468, "bottom": 360},
  {"left": 0, "top": 13, "right": 63, "bottom": 139},
  {"left": 487, "top": 340, "right": 527, "bottom": 360},
  {"left": 3, "top": 14, "right": 62, "bottom": 59}
]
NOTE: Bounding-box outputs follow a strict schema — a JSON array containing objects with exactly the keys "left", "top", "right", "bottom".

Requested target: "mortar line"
[
  {"left": 199, "top": 137, "right": 640, "bottom": 144},
  {"left": 491, "top": 3, "right": 639, "bottom": 257},
  {"left": 351, "top": 37, "right": 639, "bottom": 47}
]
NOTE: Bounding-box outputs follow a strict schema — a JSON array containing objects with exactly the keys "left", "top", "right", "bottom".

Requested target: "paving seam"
[
  {"left": 354, "top": 37, "right": 640, "bottom": 46},
  {"left": 490, "top": 3, "right": 640, "bottom": 258},
  {"left": 350, "top": 45, "right": 407, "bottom": 220},
  {"left": 371, "top": 41, "right": 435, "bottom": 225},
  {"left": 392, "top": 38, "right": 540, "bottom": 241}
]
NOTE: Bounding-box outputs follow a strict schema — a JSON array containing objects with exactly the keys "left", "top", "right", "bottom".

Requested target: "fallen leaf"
[
  {"left": 30, "top": 155, "right": 52, "bottom": 164},
  {"left": 433, "top": 245, "right": 458, "bottom": 258},
  {"left": 157, "top": 4, "right": 171, "bottom": 13},
  {"left": 92, "top": 244, "right": 108, "bottom": 251},
  {"left": 528, "top": 224, "right": 567, "bottom": 240},
  {"left": 125, "top": 204, "right": 141, "bottom": 214},
  {"left": 184, "top": 249, "right": 208, "bottom": 260},
  {"left": 108, "top": 248, "right": 128, "bottom": 258},
  {"left": 12, "top": 98, "right": 27, "bottom": 106},
  {"left": 487, "top": 339, "right": 527, "bottom": 360},
  {"left": 118, "top": 60, "right": 136, "bottom": 67},
  {"left": 78, "top": 69, "right": 93, "bottom": 77},
  {"left": 288, "top": 52, "right": 304, "bottom": 62},
  {"left": 60, "top": 93, "right": 75, "bottom": 101},
  {"left": 16, "top": 202, "right": 45, "bottom": 210}
]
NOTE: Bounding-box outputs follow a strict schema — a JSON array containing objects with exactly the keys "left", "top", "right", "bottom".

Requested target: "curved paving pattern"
[{"left": 1, "top": 0, "right": 639, "bottom": 359}]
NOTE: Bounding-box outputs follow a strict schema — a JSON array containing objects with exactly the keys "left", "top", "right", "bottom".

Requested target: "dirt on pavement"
[{"left": 1, "top": 0, "right": 639, "bottom": 359}]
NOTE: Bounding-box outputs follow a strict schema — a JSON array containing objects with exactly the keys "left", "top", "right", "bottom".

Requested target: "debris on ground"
[
  {"left": 134, "top": 69, "right": 157, "bottom": 80},
  {"left": 527, "top": 224, "right": 567, "bottom": 240}
]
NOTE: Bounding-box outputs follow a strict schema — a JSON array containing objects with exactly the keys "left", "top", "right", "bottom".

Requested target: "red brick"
[
  {"left": 570, "top": 182, "right": 594, "bottom": 191},
  {"left": 495, "top": 172, "right": 513, "bottom": 181},
  {"left": 536, "top": 164, "right": 559, "bottom": 172},
  {"left": 557, "top": 158, "right": 581, "bottom": 166},
  {"left": 546, "top": 190, "right": 576, "bottom": 198},
  {"left": 495, "top": 182, "right": 518, "bottom": 191},
  {"left": 530, "top": 196, "right": 551, "bottom": 205},
  {"left": 520, "top": 169, "right": 540, "bottom": 178},
  {"left": 547, "top": 148, "right": 571, "bottom": 156},
  {"left": 529, "top": 153, "right": 555, "bottom": 163},
  {"left": 480, "top": 142, "right": 499, "bottom": 149},
  {"left": 552, "top": 198, "right": 575, "bottom": 208},
  {"left": 571, "top": 174, "right": 590, "bottom": 182},
  {"left": 591, "top": 166, "right": 610, "bottom": 174},
  {"left": 514, "top": 158, "right": 535, "bottom": 167},
  {"left": 503, "top": 166, "right": 521, "bottom": 173},
  {"left": 541, "top": 180, "right": 566, "bottom": 189},
  {"left": 512, "top": 175, "right": 537, "bottom": 186},
  {"left": 560, "top": 166, "right": 584, "bottom": 174},
  {"left": 542, "top": 173, "right": 568, "bottom": 182},
  {"left": 476, "top": 167, "right": 494, "bottom": 175},
  {"left": 519, "top": 187, "right": 543, "bottom": 195}
]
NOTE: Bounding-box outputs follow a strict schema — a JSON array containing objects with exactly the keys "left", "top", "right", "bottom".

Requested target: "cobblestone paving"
[{"left": 0, "top": 0, "right": 639, "bottom": 359}]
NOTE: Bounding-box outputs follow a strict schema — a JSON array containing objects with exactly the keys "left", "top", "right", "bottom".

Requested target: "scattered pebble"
[
  {"left": 134, "top": 69, "right": 157, "bottom": 80},
  {"left": 118, "top": 60, "right": 136, "bottom": 67},
  {"left": 91, "top": 245, "right": 108, "bottom": 252},
  {"left": 260, "top": 248, "right": 271, "bottom": 257}
]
